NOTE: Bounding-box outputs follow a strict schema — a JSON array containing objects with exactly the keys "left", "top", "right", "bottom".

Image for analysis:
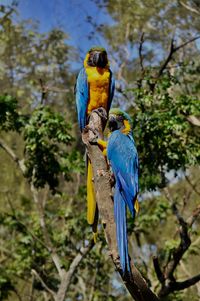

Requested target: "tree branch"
[
  {"left": 83, "top": 109, "right": 159, "bottom": 301},
  {"left": 55, "top": 240, "right": 94, "bottom": 301},
  {"left": 186, "top": 115, "right": 200, "bottom": 127},
  {"left": 31, "top": 269, "right": 56, "bottom": 299},
  {"left": 179, "top": 1, "right": 200, "bottom": 15},
  {"left": 157, "top": 38, "right": 175, "bottom": 78},
  {"left": 145, "top": 35, "right": 200, "bottom": 92},
  {"left": 174, "top": 273, "right": 200, "bottom": 291},
  {"left": 139, "top": 32, "right": 145, "bottom": 75},
  {"left": 187, "top": 204, "right": 200, "bottom": 227},
  {"left": 156, "top": 188, "right": 199, "bottom": 297},
  {"left": 163, "top": 188, "right": 191, "bottom": 280},
  {"left": 0, "top": 138, "right": 26, "bottom": 173},
  {"left": 153, "top": 256, "right": 165, "bottom": 283}
]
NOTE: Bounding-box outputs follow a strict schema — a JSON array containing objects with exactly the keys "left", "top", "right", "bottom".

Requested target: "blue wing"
[
  {"left": 107, "top": 130, "right": 138, "bottom": 274},
  {"left": 107, "top": 69, "right": 115, "bottom": 112},
  {"left": 75, "top": 68, "right": 88, "bottom": 131},
  {"left": 107, "top": 130, "right": 139, "bottom": 217}
]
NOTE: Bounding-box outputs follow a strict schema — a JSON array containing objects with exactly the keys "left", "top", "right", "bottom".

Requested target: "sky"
[{"left": 2, "top": 0, "right": 112, "bottom": 63}]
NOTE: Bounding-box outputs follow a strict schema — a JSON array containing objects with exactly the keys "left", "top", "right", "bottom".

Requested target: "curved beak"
[
  {"left": 93, "top": 52, "right": 107, "bottom": 68},
  {"left": 108, "top": 116, "right": 118, "bottom": 132}
]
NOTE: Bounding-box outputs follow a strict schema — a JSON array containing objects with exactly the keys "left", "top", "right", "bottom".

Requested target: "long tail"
[
  {"left": 114, "top": 185, "right": 131, "bottom": 274},
  {"left": 87, "top": 160, "right": 98, "bottom": 240}
]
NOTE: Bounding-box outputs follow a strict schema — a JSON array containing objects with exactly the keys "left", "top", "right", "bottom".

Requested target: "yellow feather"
[
  {"left": 97, "top": 139, "right": 107, "bottom": 149},
  {"left": 121, "top": 120, "right": 131, "bottom": 135},
  {"left": 97, "top": 139, "right": 107, "bottom": 156},
  {"left": 87, "top": 161, "right": 96, "bottom": 225},
  {"left": 134, "top": 199, "right": 140, "bottom": 214},
  {"left": 83, "top": 53, "right": 110, "bottom": 114},
  {"left": 93, "top": 232, "right": 98, "bottom": 243}
]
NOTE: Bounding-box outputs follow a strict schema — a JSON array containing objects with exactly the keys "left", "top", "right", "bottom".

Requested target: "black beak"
[
  {"left": 108, "top": 117, "right": 118, "bottom": 132},
  {"left": 93, "top": 52, "right": 107, "bottom": 68}
]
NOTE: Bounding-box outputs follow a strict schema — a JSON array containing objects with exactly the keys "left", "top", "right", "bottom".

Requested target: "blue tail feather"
[{"left": 114, "top": 185, "right": 131, "bottom": 274}]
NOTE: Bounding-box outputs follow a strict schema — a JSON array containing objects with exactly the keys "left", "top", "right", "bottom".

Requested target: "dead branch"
[
  {"left": 0, "top": 138, "right": 26, "bottom": 173},
  {"left": 39, "top": 78, "right": 48, "bottom": 104},
  {"left": 139, "top": 32, "right": 145, "bottom": 75},
  {"left": 55, "top": 240, "right": 94, "bottom": 301},
  {"left": 145, "top": 35, "right": 200, "bottom": 92},
  {"left": 153, "top": 256, "right": 165, "bottom": 283},
  {"left": 186, "top": 115, "right": 200, "bottom": 127},
  {"left": 179, "top": 1, "right": 200, "bottom": 15},
  {"left": 155, "top": 188, "right": 200, "bottom": 297},
  {"left": 31, "top": 269, "right": 56, "bottom": 299},
  {"left": 157, "top": 35, "right": 200, "bottom": 79},
  {"left": 187, "top": 204, "right": 200, "bottom": 227},
  {"left": 174, "top": 273, "right": 200, "bottom": 291},
  {"left": 82, "top": 109, "right": 159, "bottom": 301},
  {"left": 163, "top": 188, "right": 191, "bottom": 280}
]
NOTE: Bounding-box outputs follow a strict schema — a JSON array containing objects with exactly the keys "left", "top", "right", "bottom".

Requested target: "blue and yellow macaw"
[
  {"left": 75, "top": 47, "right": 115, "bottom": 238},
  {"left": 98, "top": 108, "right": 139, "bottom": 274}
]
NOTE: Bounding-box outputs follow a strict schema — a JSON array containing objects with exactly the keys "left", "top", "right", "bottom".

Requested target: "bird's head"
[
  {"left": 108, "top": 108, "right": 132, "bottom": 134},
  {"left": 84, "top": 46, "right": 109, "bottom": 68}
]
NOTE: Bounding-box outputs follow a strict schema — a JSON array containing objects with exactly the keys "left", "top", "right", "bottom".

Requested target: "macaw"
[
  {"left": 75, "top": 47, "right": 115, "bottom": 239},
  {"left": 98, "top": 108, "right": 139, "bottom": 274}
]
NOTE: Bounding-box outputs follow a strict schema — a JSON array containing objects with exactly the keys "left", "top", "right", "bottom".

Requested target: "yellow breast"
[{"left": 85, "top": 65, "right": 110, "bottom": 114}]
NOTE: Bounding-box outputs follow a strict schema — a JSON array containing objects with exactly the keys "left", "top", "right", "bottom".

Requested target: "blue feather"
[
  {"left": 114, "top": 184, "right": 131, "bottom": 273},
  {"left": 107, "top": 129, "right": 138, "bottom": 273},
  {"left": 75, "top": 68, "right": 88, "bottom": 131}
]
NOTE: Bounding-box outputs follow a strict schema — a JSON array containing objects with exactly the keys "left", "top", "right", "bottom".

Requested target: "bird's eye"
[{"left": 118, "top": 116, "right": 124, "bottom": 122}]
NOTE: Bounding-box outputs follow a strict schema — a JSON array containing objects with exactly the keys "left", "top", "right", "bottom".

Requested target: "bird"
[
  {"left": 75, "top": 47, "right": 115, "bottom": 239},
  {"left": 97, "top": 108, "right": 139, "bottom": 274}
]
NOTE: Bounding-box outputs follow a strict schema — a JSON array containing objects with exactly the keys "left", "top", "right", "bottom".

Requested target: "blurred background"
[{"left": 0, "top": 1, "right": 199, "bottom": 301}]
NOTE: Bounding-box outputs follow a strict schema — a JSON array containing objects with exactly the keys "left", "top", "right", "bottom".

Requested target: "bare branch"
[
  {"left": 39, "top": 78, "right": 48, "bottom": 104},
  {"left": 163, "top": 188, "right": 191, "bottom": 280},
  {"left": 139, "top": 32, "right": 145, "bottom": 75},
  {"left": 174, "top": 273, "right": 200, "bottom": 291},
  {"left": 153, "top": 256, "right": 165, "bottom": 283},
  {"left": 187, "top": 204, "right": 200, "bottom": 227},
  {"left": 56, "top": 240, "right": 95, "bottom": 301},
  {"left": 157, "top": 188, "right": 200, "bottom": 296},
  {"left": 0, "top": 138, "right": 26, "bottom": 173},
  {"left": 179, "top": 1, "right": 200, "bottom": 15},
  {"left": 186, "top": 115, "right": 200, "bottom": 127},
  {"left": 31, "top": 269, "right": 56, "bottom": 298},
  {"left": 174, "top": 35, "right": 200, "bottom": 52},
  {"left": 148, "top": 35, "right": 200, "bottom": 92},
  {"left": 157, "top": 38, "right": 175, "bottom": 78}
]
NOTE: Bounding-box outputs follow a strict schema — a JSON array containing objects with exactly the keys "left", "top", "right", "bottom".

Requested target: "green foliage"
[
  {"left": 135, "top": 196, "right": 170, "bottom": 235},
  {"left": 0, "top": 95, "right": 23, "bottom": 132},
  {"left": 24, "top": 105, "right": 74, "bottom": 190},
  {"left": 0, "top": 268, "right": 13, "bottom": 301},
  {"left": 132, "top": 75, "right": 200, "bottom": 191}
]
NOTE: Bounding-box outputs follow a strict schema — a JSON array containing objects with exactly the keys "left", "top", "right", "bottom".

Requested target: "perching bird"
[
  {"left": 98, "top": 108, "right": 139, "bottom": 274},
  {"left": 75, "top": 47, "right": 115, "bottom": 238}
]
